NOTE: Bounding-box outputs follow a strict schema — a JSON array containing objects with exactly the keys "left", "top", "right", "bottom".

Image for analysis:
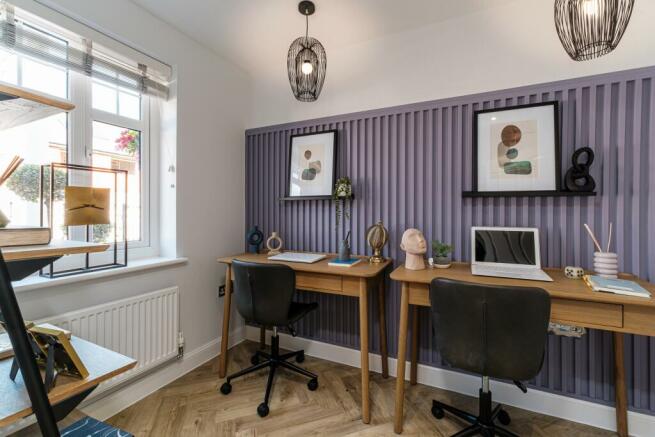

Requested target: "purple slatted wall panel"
[{"left": 245, "top": 66, "right": 655, "bottom": 414}]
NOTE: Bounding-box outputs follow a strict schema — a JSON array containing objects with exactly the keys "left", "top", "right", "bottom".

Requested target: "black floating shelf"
[
  {"left": 279, "top": 194, "right": 355, "bottom": 201},
  {"left": 462, "top": 191, "right": 597, "bottom": 198}
]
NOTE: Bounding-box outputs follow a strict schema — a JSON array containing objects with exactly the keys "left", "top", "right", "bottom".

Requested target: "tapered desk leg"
[
  {"left": 378, "top": 277, "right": 389, "bottom": 378},
  {"left": 394, "top": 282, "right": 410, "bottom": 434},
  {"left": 410, "top": 305, "right": 419, "bottom": 385},
  {"left": 218, "top": 264, "right": 232, "bottom": 379},
  {"left": 613, "top": 332, "right": 628, "bottom": 437},
  {"left": 259, "top": 326, "right": 266, "bottom": 349},
  {"left": 359, "top": 278, "right": 371, "bottom": 424}
]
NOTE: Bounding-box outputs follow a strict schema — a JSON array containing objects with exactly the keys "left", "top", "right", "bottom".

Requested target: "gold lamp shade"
[{"left": 64, "top": 186, "right": 110, "bottom": 226}]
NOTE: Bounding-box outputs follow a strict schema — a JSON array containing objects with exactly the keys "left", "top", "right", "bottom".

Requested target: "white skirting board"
[{"left": 245, "top": 326, "right": 655, "bottom": 437}]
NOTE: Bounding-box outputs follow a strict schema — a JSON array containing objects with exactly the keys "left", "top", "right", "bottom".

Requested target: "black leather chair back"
[
  {"left": 429, "top": 278, "right": 551, "bottom": 382},
  {"left": 232, "top": 260, "right": 296, "bottom": 327}
]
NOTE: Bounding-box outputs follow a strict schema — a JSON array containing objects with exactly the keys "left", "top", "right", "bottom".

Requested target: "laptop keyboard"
[{"left": 472, "top": 265, "right": 553, "bottom": 282}]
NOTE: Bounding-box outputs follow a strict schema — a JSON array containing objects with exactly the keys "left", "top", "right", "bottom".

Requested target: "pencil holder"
[{"left": 594, "top": 252, "right": 618, "bottom": 279}]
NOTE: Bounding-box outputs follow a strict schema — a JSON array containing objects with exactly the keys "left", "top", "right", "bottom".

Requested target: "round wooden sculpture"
[
  {"left": 266, "top": 232, "right": 283, "bottom": 255},
  {"left": 366, "top": 220, "right": 389, "bottom": 263}
]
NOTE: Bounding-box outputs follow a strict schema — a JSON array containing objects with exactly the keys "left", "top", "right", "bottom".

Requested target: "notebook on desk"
[
  {"left": 267, "top": 252, "right": 326, "bottom": 264},
  {"left": 584, "top": 275, "right": 651, "bottom": 298}
]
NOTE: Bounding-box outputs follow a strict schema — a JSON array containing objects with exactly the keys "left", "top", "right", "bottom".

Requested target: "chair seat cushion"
[{"left": 288, "top": 301, "right": 318, "bottom": 324}]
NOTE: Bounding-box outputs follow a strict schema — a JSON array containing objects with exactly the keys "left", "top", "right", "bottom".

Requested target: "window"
[{"left": 0, "top": 20, "right": 157, "bottom": 260}]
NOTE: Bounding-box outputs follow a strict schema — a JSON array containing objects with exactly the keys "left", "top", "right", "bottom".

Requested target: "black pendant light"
[
  {"left": 287, "top": 1, "right": 326, "bottom": 102},
  {"left": 554, "top": 0, "right": 635, "bottom": 61}
]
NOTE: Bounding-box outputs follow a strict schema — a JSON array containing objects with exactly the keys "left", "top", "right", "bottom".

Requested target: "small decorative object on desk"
[
  {"left": 246, "top": 225, "right": 264, "bottom": 253},
  {"left": 338, "top": 230, "right": 351, "bottom": 261},
  {"left": 401, "top": 228, "right": 427, "bottom": 271},
  {"left": 564, "top": 147, "right": 595, "bottom": 192},
  {"left": 266, "top": 231, "right": 283, "bottom": 255},
  {"left": 583, "top": 222, "right": 618, "bottom": 279},
  {"left": 431, "top": 240, "right": 453, "bottom": 269},
  {"left": 564, "top": 266, "right": 585, "bottom": 279},
  {"left": 366, "top": 220, "right": 388, "bottom": 263},
  {"left": 0, "top": 155, "right": 25, "bottom": 227},
  {"left": 333, "top": 176, "right": 353, "bottom": 228},
  {"left": 428, "top": 257, "right": 434, "bottom": 268}
]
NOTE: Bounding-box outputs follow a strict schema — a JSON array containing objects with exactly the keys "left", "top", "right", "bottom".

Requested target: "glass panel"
[
  {"left": 0, "top": 114, "right": 68, "bottom": 239},
  {"left": 118, "top": 88, "right": 140, "bottom": 120},
  {"left": 21, "top": 57, "right": 67, "bottom": 98},
  {"left": 0, "top": 48, "right": 18, "bottom": 84},
  {"left": 91, "top": 121, "right": 141, "bottom": 242},
  {"left": 92, "top": 81, "right": 117, "bottom": 114}
]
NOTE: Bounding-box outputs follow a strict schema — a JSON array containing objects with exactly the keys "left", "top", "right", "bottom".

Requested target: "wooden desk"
[
  {"left": 390, "top": 263, "right": 655, "bottom": 436},
  {"left": 217, "top": 252, "right": 392, "bottom": 424},
  {"left": 0, "top": 336, "right": 136, "bottom": 427}
]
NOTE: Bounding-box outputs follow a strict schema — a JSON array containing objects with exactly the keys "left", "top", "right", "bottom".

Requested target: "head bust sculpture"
[{"left": 400, "top": 228, "right": 427, "bottom": 270}]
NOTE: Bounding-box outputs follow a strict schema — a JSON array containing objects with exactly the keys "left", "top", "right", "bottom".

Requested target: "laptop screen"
[{"left": 474, "top": 229, "right": 537, "bottom": 266}]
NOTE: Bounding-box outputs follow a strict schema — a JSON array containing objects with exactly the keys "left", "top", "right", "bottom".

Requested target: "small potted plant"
[
  {"left": 431, "top": 240, "right": 453, "bottom": 269},
  {"left": 332, "top": 176, "right": 353, "bottom": 228}
]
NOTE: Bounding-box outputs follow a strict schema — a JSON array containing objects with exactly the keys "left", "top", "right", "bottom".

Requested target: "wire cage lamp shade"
[
  {"left": 554, "top": 0, "right": 635, "bottom": 61},
  {"left": 288, "top": 1, "right": 326, "bottom": 102}
]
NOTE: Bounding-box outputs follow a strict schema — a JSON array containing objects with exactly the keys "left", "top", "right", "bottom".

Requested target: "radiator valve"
[{"left": 177, "top": 331, "right": 185, "bottom": 358}]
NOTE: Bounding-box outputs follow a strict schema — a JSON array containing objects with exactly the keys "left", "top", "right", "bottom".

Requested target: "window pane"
[
  {"left": 91, "top": 121, "right": 141, "bottom": 243},
  {"left": 118, "top": 89, "right": 140, "bottom": 120},
  {"left": 0, "top": 48, "right": 18, "bottom": 84},
  {"left": 0, "top": 114, "right": 67, "bottom": 239},
  {"left": 21, "top": 57, "right": 67, "bottom": 98},
  {"left": 92, "top": 81, "right": 117, "bottom": 114}
]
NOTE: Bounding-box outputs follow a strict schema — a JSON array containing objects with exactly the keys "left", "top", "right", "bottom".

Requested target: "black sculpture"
[
  {"left": 564, "top": 147, "right": 596, "bottom": 192},
  {"left": 246, "top": 225, "right": 264, "bottom": 254}
]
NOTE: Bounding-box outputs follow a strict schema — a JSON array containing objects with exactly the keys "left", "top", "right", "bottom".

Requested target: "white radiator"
[{"left": 39, "top": 286, "right": 180, "bottom": 394}]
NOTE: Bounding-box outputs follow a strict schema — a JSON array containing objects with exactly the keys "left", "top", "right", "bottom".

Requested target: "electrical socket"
[{"left": 218, "top": 284, "right": 226, "bottom": 298}]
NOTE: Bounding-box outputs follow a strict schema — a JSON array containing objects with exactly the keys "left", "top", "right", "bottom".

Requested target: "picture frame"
[
  {"left": 471, "top": 101, "right": 561, "bottom": 195},
  {"left": 286, "top": 130, "right": 337, "bottom": 199}
]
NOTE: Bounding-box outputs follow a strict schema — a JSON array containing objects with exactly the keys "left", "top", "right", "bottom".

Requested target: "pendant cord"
[{"left": 305, "top": 14, "right": 309, "bottom": 39}]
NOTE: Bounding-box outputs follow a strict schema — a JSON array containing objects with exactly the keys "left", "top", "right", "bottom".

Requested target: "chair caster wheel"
[
  {"left": 307, "top": 378, "right": 318, "bottom": 391},
  {"left": 257, "top": 403, "right": 269, "bottom": 417},
  {"left": 497, "top": 409, "right": 511, "bottom": 426},
  {"left": 219, "top": 382, "right": 232, "bottom": 395},
  {"left": 251, "top": 354, "right": 260, "bottom": 365},
  {"left": 295, "top": 351, "right": 305, "bottom": 363},
  {"left": 431, "top": 405, "right": 445, "bottom": 419}
]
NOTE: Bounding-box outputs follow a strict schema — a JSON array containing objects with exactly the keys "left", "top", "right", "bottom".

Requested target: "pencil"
[{"left": 606, "top": 222, "right": 612, "bottom": 253}]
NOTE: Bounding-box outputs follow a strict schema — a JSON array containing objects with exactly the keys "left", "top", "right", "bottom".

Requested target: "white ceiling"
[{"left": 130, "top": 0, "right": 515, "bottom": 76}]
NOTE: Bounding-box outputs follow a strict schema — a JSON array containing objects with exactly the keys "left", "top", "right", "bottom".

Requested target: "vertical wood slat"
[{"left": 245, "top": 67, "right": 655, "bottom": 414}]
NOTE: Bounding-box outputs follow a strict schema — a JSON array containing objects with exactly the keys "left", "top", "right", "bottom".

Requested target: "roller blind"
[{"left": 0, "top": 2, "right": 170, "bottom": 98}]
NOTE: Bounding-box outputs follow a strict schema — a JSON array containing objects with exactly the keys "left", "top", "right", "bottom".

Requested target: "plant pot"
[
  {"left": 434, "top": 256, "right": 451, "bottom": 269},
  {"left": 338, "top": 239, "right": 351, "bottom": 261}
]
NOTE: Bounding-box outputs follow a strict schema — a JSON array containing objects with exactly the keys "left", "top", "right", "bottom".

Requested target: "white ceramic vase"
[{"left": 594, "top": 252, "right": 618, "bottom": 279}]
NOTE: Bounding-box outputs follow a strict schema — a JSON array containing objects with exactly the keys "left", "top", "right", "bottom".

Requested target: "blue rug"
[{"left": 61, "top": 416, "right": 133, "bottom": 437}]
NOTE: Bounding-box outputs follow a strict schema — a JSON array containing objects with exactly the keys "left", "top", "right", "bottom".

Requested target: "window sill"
[{"left": 13, "top": 257, "right": 188, "bottom": 293}]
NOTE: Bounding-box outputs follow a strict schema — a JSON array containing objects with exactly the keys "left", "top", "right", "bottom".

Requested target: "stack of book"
[
  {"left": 328, "top": 257, "right": 363, "bottom": 268},
  {"left": 584, "top": 275, "right": 651, "bottom": 298},
  {"left": 0, "top": 226, "right": 51, "bottom": 247}
]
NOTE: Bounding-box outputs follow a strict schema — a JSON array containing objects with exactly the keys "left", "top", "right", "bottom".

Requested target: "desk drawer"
[
  {"left": 296, "top": 272, "right": 342, "bottom": 293},
  {"left": 551, "top": 299, "right": 623, "bottom": 328}
]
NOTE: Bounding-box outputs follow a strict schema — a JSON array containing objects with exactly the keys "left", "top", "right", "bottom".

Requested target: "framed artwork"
[
  {"left": 472, "top": 101, "right": 560, "bottom": 194},
  {"left": 286, "top": 130, "right": 337, "bottom": 198}
]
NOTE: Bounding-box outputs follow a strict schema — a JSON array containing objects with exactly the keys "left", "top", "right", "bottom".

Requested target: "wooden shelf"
[
  {"left": 462, "top": 190, "right": 597, "bottom": 198},
  {"left": 0, "top": 82, "right": 75, "bottom": 131}
]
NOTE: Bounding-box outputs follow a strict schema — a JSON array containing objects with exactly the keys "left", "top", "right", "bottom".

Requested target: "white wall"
[
  {"left": 11, "top": 0, "right": 250, "bottom": 354},
  {"left": 249, "top": 0, "right": 655, "bottom": 128}
]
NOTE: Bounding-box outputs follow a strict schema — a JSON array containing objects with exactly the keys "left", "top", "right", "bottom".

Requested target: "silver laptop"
[{"left": 471, "top": 227, "right": 553, "bottom": 282}]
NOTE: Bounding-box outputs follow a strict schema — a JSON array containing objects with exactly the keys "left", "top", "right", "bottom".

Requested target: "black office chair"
[
  {"left": 429, "top": 278, "right": 551, "bottom": 437},
  {"left": 219, "top": 260, "right": 319, "bottom": 417}
]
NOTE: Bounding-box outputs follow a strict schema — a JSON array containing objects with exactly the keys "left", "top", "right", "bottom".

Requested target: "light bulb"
[
  {"left": 582, "top": 0, "right": 599, "bottom": 16},
  {"left": 301, "top": 60, "right": 313, "bottom": 75}
]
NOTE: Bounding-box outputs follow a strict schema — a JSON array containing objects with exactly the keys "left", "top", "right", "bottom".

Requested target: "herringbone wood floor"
[{"left": 99, "top": 341, "right": 613, "bottom": 436}]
